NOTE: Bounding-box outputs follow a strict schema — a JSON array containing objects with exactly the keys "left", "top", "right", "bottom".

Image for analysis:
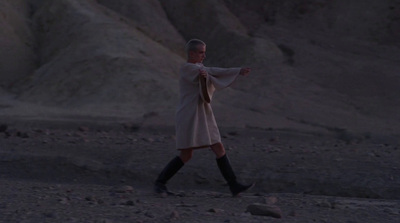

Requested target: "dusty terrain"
[
  {"left": 1, "top": 0, "right": 400, "bottom": 222},
  {"left": 0, "top": 120, "right": 399, "bottom": 222}
]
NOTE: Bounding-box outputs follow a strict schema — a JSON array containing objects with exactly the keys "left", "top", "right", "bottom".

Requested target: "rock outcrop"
[{"left": 0, "top": 0, "right": 399, "bottom": 134}]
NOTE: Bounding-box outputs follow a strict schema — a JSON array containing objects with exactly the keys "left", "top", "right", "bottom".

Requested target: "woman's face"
[{"left": 189, "top": 45, "right": 206, "bottom": 63}]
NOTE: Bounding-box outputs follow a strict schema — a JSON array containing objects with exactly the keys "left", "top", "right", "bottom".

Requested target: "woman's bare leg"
[
  {"left": 210, "top": 142, "right": 226, "bottom": 158},
  {"left": 179, "top": 148, "right": 194, "bottom": 163}
]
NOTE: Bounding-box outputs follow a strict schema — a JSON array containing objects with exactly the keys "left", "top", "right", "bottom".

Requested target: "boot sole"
[{"left": 232, "top": 182, "right": 256, "bottom": 197}]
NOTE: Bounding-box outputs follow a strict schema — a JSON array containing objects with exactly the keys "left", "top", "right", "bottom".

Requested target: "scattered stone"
[
  {"left": 268, "top": 148, "right": 281, "bottom": 153},
  {"left": 175, "top": 191, "right": 186, "bottom": 197},
  {"left": 58, "top": 197, "right": 70, "bottom": 205},
  {"left": 16, "top": 131, "right": 29, "bottom": 138},
  {"left": 144, "top": 211, "right": 155, "bottom": 218},
  {"left": 176, "top": 203, "right": 197, "bottom": 208},
  {"left": 94, "top": 219, "right": 113, "bottom": 223},
  {"left": 316, "top": 200, "right": 333, "bottom": 208},
  {"left": 33, "top": 128, "right": 44, "bottom": 133},
  {"left": 112, "top": 185, "right": 134, "bottom": 193},
  {"left": 211, "top": 192, "right": 224, "bottom": 198},
  {"left": 170, "top": 210, "right": 180, "bottom": 219},
  {"left": 240, "top": 212, "right": 252, "bottom": 217},
  {"left": 159, "top": 192, "right": 168, "bottom": 198},
  {"left": 85, "top": 195, "right": 103, "bottom": 204},
  {"left": 43, "top": 211, "right": 57, "bottom": 218},
  {"left": 73, "top": 132, "right": 82, "bottom": 137},
  {"left": 121, "top": 200, "right": 135, "bottom": 206},
  {"left": 0, "top": 203, "right": 8, "bottom": 209},
  {"left": 269, "top": 137, "right": 279, "bottom": 143},
  {"left": 142, "top": 137, "right": 154, "bottom": 142},
  {"left": 227, "top": 145, "right": 236, "bottom": 150},
  {"left": 4, "top": 131, "right": 11, "bottom": 138},
  {"left": 126, "top": 200, "right": 135, "bottom": 206},
  {"left": 66, "top": 217, "right": 78, "bottom": 222},
  {"left": 85, "top": 195, "right": 96, "bottom": 201},
  {"left": 208, "top": 208, "right": 224, "bottom": 213},
  {"left": 264, "top": 196, "right": 278, "bottom": 205},
  {"left": 228, "top": 131, "right": 238, "bottom": 136},
  {"left": 143, "top": 111, "right": 158, "bottom": 119},
  {"left": 4, "top": 128, "right": 17, "bottom": 137},
  {"left": 78, "top": 126, "right": 89, "bottom": 132},
  {"left": 0, "top": 124, "right": 7, "bottom": 132},
  {"left": 122, "top": 123, "right": 141, "bottom": 132},
  {"left": 194, "top": 173, "right": 209, "bottom": 184},
  {"left": 246, "top": 203, "right": 282, "bottom": 218}
]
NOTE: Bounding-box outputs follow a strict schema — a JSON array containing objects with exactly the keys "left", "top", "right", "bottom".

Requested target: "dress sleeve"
[
  {"left": 180, "top": 63, "right": 202, "bottom": 84},
  {"left": 205, "top": 67, "right": 241, "bottom": 90},
  {"left": 198, "top": 66, "right": 241, "bottom": 103}
]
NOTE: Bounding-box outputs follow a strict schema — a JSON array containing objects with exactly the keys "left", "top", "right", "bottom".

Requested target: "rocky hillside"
[{"left": 0, "top": 0, "right": 399, "bottom": 138}]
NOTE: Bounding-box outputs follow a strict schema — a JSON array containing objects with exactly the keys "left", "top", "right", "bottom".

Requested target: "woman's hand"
[
  {"left": 240, "top": 67, "right": 251, "bottom": 76},
  {"left": 199, "top": 69, "right": 207, "bottom": 78}
]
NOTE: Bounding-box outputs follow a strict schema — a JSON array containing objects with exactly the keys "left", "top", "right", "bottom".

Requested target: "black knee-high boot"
[
  {"left": 217, "top": 154, "right": 254, "bottom": 196},
  {"left": 155, "top": 156, "right": 184, "bottom": 194}
]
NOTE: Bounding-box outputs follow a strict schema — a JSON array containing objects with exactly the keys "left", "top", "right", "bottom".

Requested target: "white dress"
[{"left": 175, "top": 62, "right": 241, "bottom": 150}]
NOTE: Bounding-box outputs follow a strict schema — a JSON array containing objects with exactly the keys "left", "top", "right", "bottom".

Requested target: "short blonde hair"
[{"left": 185, "top": 39, "right": 206, "bottom": 55}]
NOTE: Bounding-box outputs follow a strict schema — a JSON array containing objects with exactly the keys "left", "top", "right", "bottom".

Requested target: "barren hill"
[{"left": 1, "top": 0, "right": 399, "bottom": 139}]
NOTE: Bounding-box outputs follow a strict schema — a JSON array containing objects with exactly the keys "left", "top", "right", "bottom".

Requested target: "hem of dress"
[{"left": 177, "top": 144, "right": 216, "bottom": 150}]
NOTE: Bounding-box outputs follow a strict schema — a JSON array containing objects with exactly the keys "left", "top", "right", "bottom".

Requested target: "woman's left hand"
[
  {"left": 199, "top": 69, "right": 207, "bottom": 78},
  {"left": 240, "top": 67, "right": 251, "bottom": 76}
]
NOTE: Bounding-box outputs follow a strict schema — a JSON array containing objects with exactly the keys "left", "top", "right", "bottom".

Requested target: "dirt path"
[{"left": 0, "top": 120, "right": 399, "bottom": 222}]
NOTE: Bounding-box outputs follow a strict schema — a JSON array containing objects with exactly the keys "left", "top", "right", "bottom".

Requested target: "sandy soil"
[{"left": 1, "top": 119, "right": 399, "bottom": 223}]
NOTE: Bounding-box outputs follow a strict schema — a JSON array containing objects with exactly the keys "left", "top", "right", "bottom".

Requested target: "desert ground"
[
  {"left": 1, "top": 0, "right": 400, "bottom": 222},
  {"left": 0, "top": 118, "right": 399, "bottom": 223}
]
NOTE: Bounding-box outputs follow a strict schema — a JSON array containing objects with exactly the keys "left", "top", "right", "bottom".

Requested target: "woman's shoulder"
[
  {"left": 181, "top": 63, "right": 203, "bottom": 73},
  {"left": 181, "top": 62, "right": 204, "bottom": 68}
]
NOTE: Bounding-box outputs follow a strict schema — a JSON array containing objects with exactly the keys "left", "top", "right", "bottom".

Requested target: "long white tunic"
[{"left": 175, "top": 62, "right": 241, "bottom": 150}]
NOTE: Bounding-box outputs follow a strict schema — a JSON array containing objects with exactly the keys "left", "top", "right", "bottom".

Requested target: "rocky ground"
[{"left": 0, "top": 119, "right": 399, "bottom": 223}]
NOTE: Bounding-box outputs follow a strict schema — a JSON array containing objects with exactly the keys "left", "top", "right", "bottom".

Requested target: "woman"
[{"left": 154, "top": 39, "right": 253, "bottom": 196}]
